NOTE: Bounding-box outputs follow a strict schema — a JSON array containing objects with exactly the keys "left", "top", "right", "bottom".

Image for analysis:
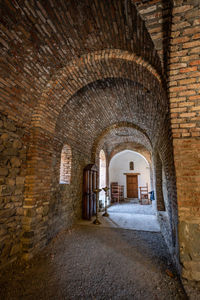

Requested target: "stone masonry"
[
  {"left": 0, "top": 0, "right": 199, "bottom": 285},
  {"left": 0, "top": 112, "right": 26, "bottom": 267}
]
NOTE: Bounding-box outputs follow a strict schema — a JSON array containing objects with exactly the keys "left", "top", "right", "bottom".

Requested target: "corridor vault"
[{"left": 0, "top": 0, "right": 200, "bottom": 287}]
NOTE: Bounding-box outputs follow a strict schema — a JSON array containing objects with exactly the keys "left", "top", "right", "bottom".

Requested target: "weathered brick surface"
[
  {"left": 134, "top": 0, "right": 172, "bottom": 69},
  {"left": 173, "top": 139, "right": 200, "bottom": 281},
  {"left": 152, "top": 115, "right": 180, "bottom": 270},
  {"left": 16, "top": 75, "right": 176, "bottom": 264},
  {"left": 154, "top": 152, "right": 166, "bottom": 212},
  {"left": 93, "top": 125, "right": 152, "bottom": 163},
  {"left": 169, "top": 0, "right": 200, "bottom": 281},
  {"left": 169, "top": 1, "right": 200, "bottom": 139},
  {"left": 32, "top": 51, "right": 163, "bottom": 135},
  {"left": 0, "top": 0, "right": 176, "bottom": 268},
  {"left": 0, "top": 0, "right": 199, "bottom": 284},
  {"left": 0, "top": 112, "right": 27, "bottom": 267},
  {"left": 0, "top": 0, "right": 161, "bottom": 126}
]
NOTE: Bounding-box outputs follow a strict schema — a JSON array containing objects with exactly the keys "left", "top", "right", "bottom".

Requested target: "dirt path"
[{"left": 0, "top": 225, "right": 187, "bottom": 300}]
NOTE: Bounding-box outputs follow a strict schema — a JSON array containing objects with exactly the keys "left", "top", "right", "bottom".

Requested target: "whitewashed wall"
[
  {"left": 109, "top": 150, "right": 151, "bottom": 198},
  {"left": 99, "top": 150, "right": 106, "bottom": 205}
]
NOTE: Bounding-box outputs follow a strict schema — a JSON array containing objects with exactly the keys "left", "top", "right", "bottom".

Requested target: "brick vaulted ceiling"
[
  {"left": 0, "top": 0, "right": 165, "bottom": 124},
  {"left": 133, "top": 0, "right": 173, "bottom": 68},
  {"left": 55, "top": 78, "right": 166, "bottom": 161},
  {"left": 108, "top": 141, "right": 152, "bottom": 164},
  {"left": 1, "top": 0, "right": 200, "bottom": 283},
  {"left": 0, "top": 0, "right": 170, "bottom": 160},
  {"left": 95, "top": 127, "right": 152, "bottom": 164},
  {"left": 0, "top": 0, "right": 172, "bottom": 210},
  {"left": 95, "top": 126, "right": 152, "bottom": 154}
]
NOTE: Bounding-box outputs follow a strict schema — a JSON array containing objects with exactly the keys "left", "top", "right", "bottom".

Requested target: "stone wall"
[
  {"left": 47, "top": 121, "right": 91, "bottom": 242},
  {"left": 0, "top": 0, "right": 199, "bottom": 283},
  {"left": 47, "top": 147, "right": 89, "bottom": 242},
  {"left": 0, "top": 113, "right": 27, "bottom": 267},
  {"left": 21, "top": 132, "right": 91, "bottom": 260},
  {"left": 0, "top": 0, "right": 167, "bottom": 263}
]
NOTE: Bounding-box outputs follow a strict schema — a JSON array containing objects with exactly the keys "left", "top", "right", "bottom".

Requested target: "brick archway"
[
  {"left": 24, "top": 53, "right": 167, "bottom": 257},
  {"left": 31, "top": 49, "right": 165, "bottom": 133},
  {"left": 91, "top": 120, "right": 152, "bottom": 163},
  {"left": 23, "top": 60, "right": 169, "bottom": 264},
  {"left": 108, "top": 143, "right": 151, "bottom": 166}
]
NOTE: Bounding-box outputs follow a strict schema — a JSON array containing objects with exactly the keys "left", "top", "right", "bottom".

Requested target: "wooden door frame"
[{"left": 124, "top": 173, "right": 140, "bottom": 198}]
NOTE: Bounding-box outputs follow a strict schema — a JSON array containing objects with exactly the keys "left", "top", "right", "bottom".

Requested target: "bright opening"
[
  {"left": 99, "top": 149, "right": 106, "bottom": 207},
  {"left": 60, "top": 144, "right": 72, "bottom": 184}
]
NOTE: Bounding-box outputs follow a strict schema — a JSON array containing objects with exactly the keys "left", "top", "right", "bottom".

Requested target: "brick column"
[
  {"left": 154, "top": 152, "right": 166, "bottom": 211},
  {"left": 22, "top": 127, "right": 53, "bottom": 259},
  {"left": 169, "top": 0, "right": 200, "bottom": 281}
]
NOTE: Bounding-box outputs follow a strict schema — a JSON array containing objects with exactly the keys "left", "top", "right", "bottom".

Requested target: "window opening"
[{"left": 60, "top": 144, "right": 72, "bottom": 184}]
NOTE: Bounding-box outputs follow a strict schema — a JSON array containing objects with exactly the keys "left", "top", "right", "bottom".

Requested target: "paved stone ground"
[
  {"left": 0, "top": 225, "right": 187, "bottom": 300},
  {"left": 108, "top": 203, "right": 155, "bottom": 215},
  {"left": 78, "top": 203, "right": 160, "bottom": 232},
  {"left": 107, "top": 203, "right": 160, "bottom": 232}
]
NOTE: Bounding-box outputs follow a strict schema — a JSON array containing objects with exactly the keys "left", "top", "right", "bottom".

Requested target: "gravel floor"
[{"left": 0, "top": 225, "right": 187, "bottom": 300}]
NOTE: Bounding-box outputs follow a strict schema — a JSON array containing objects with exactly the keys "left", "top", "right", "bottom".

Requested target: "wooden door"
[
  {"left": 127, "top": 175, "right": 138, "bottom": 198},
  {"left": 82, "top": 164, "right": 98, "bottom": 220}
]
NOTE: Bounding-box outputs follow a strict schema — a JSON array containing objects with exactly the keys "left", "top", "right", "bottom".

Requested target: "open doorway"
[
  {"left": 108, "top": 150, "right": 159, "bottom": 232},
  {"left": 109, "top": 150, "right": 151, "bottom": 200},
  {"left": 99, "top": 149, "right": 106, "bottom": 208}
]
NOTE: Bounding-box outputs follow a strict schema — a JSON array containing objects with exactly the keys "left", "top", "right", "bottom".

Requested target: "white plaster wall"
[
  {"left": 109, "top": 150, "right": 151, "bottom": 198},
  {"left": 99, "top": 150, "right": 106, "bottom": 204}
]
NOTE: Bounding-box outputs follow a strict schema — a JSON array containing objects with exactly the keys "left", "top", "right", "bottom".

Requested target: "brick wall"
[
  {"left": 169, "top": 0, "right": 200, "bottom": 281},
  {"left": 134, "top": 0, "right": 172, "bottom": 69},
  {"left": 154, "top": 152, "right": 166, "bottom": 212},
  {"left": 0, "top": 112, "right": 27, "bottom": 267},
  {"left": 0, "top": 0, "right": 162, "bottom": 126},
  {"left": 1, "top": 0, "right": 198, "bottom": 282},
  {"left": 22, "top": 77, "right": 178, "bottom": 266}
]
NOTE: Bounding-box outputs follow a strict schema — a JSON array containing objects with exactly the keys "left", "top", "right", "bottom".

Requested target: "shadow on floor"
[{"left": 0, "top": 225, "right": 187, "bottom": 299}]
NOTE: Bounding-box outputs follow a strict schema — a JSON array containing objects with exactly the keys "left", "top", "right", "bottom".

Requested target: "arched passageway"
[
  {"left": 0, "top": 0, "right": 200, "bottom": 296},
  {"left": 107, "top": 149, "right": 159, "bottom": 232},
  {"left": 109, "top": 150, "right": 151, "bottom": 199}
]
